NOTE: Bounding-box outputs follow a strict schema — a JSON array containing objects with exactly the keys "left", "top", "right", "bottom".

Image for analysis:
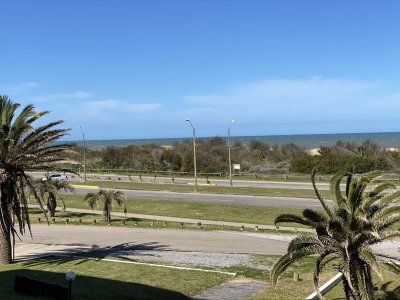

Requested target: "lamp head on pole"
[
  {"left": 228, "top": 119, "right": 235, "bottom": 131},
  {"left": 185, "top": 119, "right": 195, "bottom": 130},
  {"left": 66, "top": 271, "right": 76, "bottom": 281}
]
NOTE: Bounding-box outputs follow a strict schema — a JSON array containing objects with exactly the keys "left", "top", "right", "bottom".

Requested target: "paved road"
[
  {"left": 17, "top": 224, "right": 290, "bottom": 255},
  {"left": 73, "top": 186, "right": 329, "bottom": 209},
  {"left": 30, "top": 171, "right": 330, "bottom": 190},
  {"left": 16, "top": 225, "right": 400, "bottom": 262}
]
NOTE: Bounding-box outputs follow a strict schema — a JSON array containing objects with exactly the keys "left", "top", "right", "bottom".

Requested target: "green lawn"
[
  {"left": 250, "top": 257, "right": 400, "bottom": 300},
  {"left": 58, "top": 195, "right": 306, "bottom": 227},
  {"left": 3, "top": 257, "right": 398, "bottom": 300},
  {"left": 0, "top": 257, "right": 231, "bottom": 299},
  {"left": 28, "top": 210, "right": 301, "bottom": 236}
]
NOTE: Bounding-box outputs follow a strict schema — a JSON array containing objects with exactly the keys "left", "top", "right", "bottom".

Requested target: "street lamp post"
[
  {"left": 79, "top": 126, "right": 87, "bottom": 182},
  {"left": 185, "top": 119, "right": 198, "bottom": 192},
  {"left": 228, "top": 120, "right": 234, "bottom": 187}
]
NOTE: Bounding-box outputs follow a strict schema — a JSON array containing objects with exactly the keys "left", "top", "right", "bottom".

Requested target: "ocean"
[{"left": 63, "top": 132, "right": 400, "bottom": 149}]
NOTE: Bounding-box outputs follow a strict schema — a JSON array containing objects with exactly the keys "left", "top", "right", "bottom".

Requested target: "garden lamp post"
[
  {"left": 79, "top": 126, "right": 87, "bottom": 182},
  {"left": 66, "top": 271, "right": 76, "bottom": 300},
  {"left": 228, "top": 120, "right": 235, "bottom": 187},
  {"left": 185, "top": 119, "right": 198, "bottom": 192}
]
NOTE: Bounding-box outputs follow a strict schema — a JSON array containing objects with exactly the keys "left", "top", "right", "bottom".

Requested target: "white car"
[{"left": 43, "top": 174, "right": 68, "bottom": 181}]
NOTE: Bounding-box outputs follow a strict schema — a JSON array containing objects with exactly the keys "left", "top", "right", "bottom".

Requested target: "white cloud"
[
  {"left": 87, "top": 100, "right": 161, "bottom": 112},
  {"left": 176, "top": 77, "right": 400, "bottom": 135},
  {"left": 32, "top": 90, "right": 92, "bottom": 102},
  {"left": 181, "top": 78, "right": 387, "bottom": 121},
  {"left": 3, "top": 82, "right": 41, "bottom": 95}
]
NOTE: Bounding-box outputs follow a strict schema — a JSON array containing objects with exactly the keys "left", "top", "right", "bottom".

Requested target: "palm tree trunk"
[
  {"left": 0, "top": 230, "right": 12, "bottom": 264},
  {"left": 362, "top": 264, "right": 375, "bottom": 300},
  {"left": 348, "top": 260, "right": 362, "bottom": 300},
  {"left": 0, "top": 194, "right": 12, "bottom": 264},
  {"left": 103, "top": 208, "right": 109, "bottom": 222},
  {"left": 343, "top": 277, "right": 354, "bottom": 300},
  {"left": 47, "top": 193, "right": 57, "bottom": 218}
]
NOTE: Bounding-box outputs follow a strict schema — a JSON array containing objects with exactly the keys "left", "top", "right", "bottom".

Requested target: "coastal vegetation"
[{"left": 73, "top": 138, "right": 400, "bottom": 176}]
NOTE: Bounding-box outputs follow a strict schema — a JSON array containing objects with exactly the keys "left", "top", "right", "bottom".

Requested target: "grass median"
[
  {"left": 72, "top": 180, "right": 330, "bottom": 198},
  {"left": 57, "top": 195, "right": 306, "bottom": 227},
  {"left": 249, "top": 257, "right": 400, "bottom": 300}
]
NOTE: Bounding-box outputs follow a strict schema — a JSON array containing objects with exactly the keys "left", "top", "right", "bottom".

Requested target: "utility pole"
[
  {"left": 79, "top": 126, "right": 87, "bottom": 182},
  {"left": 186, "top": 119, "right": 198, "bottom": 192}
]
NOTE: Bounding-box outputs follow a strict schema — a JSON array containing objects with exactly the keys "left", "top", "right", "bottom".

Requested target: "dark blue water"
[{"left": 64, "top": 132, "right": 400, "bottom": 149}]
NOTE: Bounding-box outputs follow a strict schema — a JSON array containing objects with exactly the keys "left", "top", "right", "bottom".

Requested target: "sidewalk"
[
  {"left": 29, "top": 204, "right": 313, "bottom": 233},
  {"left": 193, "top": 278, "right": 266, "bottom": 300}
]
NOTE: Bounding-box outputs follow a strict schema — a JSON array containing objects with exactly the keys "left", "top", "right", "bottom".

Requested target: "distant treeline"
[{"left": 69, "top": 138, "right": 400, "bottom": 174}]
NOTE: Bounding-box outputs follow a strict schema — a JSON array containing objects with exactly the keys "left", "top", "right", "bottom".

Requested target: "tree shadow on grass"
[
  {"left": 59, "top": 212, "right": 98, "bottom": 218},
  {"left": 0, "top": 267, "right": 189, "bottom": 300}
]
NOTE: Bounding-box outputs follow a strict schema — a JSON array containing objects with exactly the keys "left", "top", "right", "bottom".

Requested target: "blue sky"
[{"left": 1, "top": 1, "right": 400, "bottom": 140}]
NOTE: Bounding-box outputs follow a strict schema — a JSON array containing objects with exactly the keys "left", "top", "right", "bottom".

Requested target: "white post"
[
  {"left": 79, "top": 126, "right": 87, "bottom": 182},
  {"left": 305, "top": 272, "right": 343, "bottom": 300}
]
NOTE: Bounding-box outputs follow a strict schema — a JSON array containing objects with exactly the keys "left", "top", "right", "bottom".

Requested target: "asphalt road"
[
  {"left": 18, "top": 224, "right": 290, "bottom": 255},
  {"left": 16, "top": 225, "right": 400, "bottom": 262},
  {"left": 74, "top": 186, "right": 329, "bottom": 209},
  {"left": 30, "top": 171, "right": 329, "bottom": 190}
]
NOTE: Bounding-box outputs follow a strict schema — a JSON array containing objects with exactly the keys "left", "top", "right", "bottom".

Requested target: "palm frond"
[
  {"left": 359, "top": 247, "right": 382, "bottom": 281},
  {"left": 311, "top": 168, "right": 333, "bottom": 217},
  {"left": 287, "top": 235, "right": 322, "bottom": 253},
  {"left": 330, "top": 172, "right": 347, "bottom": 209},
  {"left": 274, "top": 214, "right": 311, "bottom": 227},
  {"left": 314, "top": 252, "right": 342, "bottom": 299},
  {"left": 271, "top": 251, "right": 309, "bottom": 286},
  {"left": 302, "top": 209, "right": 327, "bottom": 225}
]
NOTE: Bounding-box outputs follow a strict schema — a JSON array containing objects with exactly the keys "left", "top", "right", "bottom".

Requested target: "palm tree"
[
  {"left": 271, "top": 169, "right": 400, "bottom": 300},
  {"left": 84, "top": 189, "right": 126, "bottom": 222},
  {"left": 0, "top": 95, "right": 74, "bottom": 264},
  {"left": 38, "top": 179, "right": 75, "bottom": 217}
]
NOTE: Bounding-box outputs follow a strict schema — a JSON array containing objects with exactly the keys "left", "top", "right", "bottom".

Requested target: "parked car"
[{"left": 42, "top": 174, "right": 68, "bottom": 181}]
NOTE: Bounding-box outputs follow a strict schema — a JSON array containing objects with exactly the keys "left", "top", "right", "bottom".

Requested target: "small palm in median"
[
  {"left": 38, "top": 179, "right": 75, "bottom": 217},
  {"left": 84, "top": 189, "right": 127, "bottom": 222},
  {"left": 271, "top": 169, "right": 400, "bottom": 300}
]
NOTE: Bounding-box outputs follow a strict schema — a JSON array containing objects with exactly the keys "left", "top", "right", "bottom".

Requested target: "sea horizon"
[{"left": 61, "top": 131, "right": 400, "bottom": 149}]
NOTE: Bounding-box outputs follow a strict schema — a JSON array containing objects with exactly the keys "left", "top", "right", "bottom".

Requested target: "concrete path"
[{"left": 193, "top": 278, "right": 266, "bottom": 300}]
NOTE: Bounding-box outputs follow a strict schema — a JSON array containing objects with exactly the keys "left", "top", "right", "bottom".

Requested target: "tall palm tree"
[
  {"left": 0, "top": 95, "right": 74, "bottom": 264},
  {"left": 271, "top": 169, "right": 400, "bottom": 300},
  {"left": 84, "top": 189, "right": 126, "bottom": 222},
  {"left": 38, "top": 179, "right": 75, "bottom": 217}
]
